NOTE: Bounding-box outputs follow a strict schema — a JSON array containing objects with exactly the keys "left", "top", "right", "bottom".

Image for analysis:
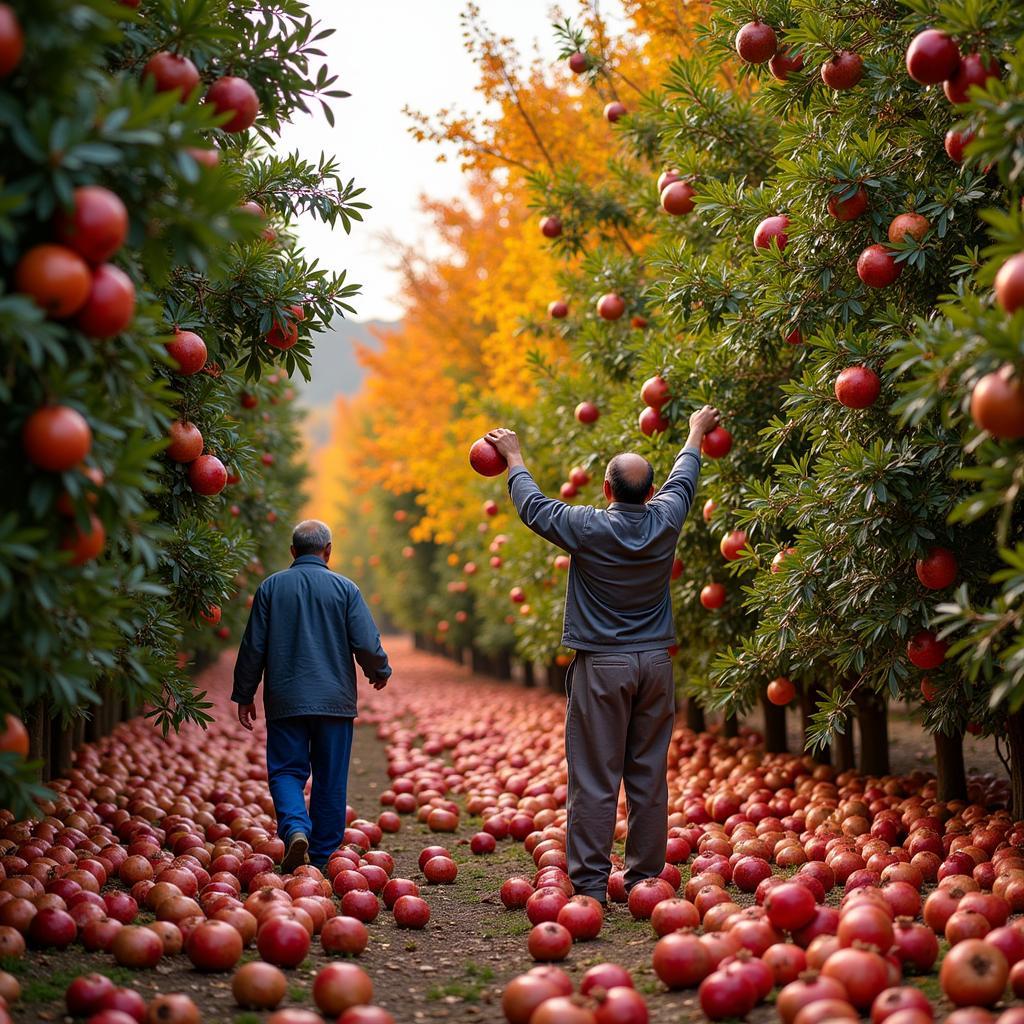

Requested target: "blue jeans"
[{"left": 265, "top": 715, "right": 354, "bottom": 863}]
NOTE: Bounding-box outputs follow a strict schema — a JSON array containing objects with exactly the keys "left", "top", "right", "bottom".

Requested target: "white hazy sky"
[{"left": 277, "top": 1, "right": 626, "bottom": 323}]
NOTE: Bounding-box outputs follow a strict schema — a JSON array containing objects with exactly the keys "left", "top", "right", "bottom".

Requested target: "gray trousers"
[{"left": 564, "top": 649, "right": 675, "bottom": 900}]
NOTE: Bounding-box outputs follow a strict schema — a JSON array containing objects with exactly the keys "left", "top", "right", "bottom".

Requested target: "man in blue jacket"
[
  {"left": 485, "top": 404, "right": 719, "bottom": 905},
  {"left": 232, "top": 519, "right": 391, "bottom": 872}
]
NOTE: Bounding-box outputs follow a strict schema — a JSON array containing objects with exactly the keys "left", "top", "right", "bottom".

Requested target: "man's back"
[
  {"left": 231, "top": 554, "right": 391, "bottom": 719},
  {"left": 507, "top": 448, "right": 700, "bottom": 652}
]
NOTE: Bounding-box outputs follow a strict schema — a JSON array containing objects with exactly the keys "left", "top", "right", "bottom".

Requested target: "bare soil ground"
[{"left": 5, "top": 636, "right": 1014, "bottom": 1023}]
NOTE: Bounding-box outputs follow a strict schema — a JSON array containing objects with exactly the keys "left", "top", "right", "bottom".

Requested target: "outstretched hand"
[
  {"left": 485, "top": 428, "right": 522, "bottom": 460},
  {"left": 688, "top": 404, "right": 721, "bottom": 437}
]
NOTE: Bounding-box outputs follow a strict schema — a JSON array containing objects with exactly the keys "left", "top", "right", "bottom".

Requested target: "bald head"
[
  {"left": 291, "top": 519, "right": 332, "bottom": 561},
  {"left": 604, "top": 453, "right": 655, "bottom": 505}
]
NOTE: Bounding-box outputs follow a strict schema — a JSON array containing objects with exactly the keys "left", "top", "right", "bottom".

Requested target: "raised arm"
[
  {"left": 346, "top": 585, "right": 392, "bottom": 690},
  {"left": 486, "top": 428, "right": 590, "bottom": 553},
  {"left": 650, "top": 405, "right": 721, "bottom": 530}
]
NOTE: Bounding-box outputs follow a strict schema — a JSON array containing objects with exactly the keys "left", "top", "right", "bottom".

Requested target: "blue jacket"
[
  {"left": 231, "top": 555, "right": 391, "bottom": 719},
  {"left": 508, "top": 447, "right": 701, "bottom": 652}
]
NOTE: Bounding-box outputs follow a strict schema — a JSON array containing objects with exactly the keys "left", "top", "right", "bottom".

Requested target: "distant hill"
[
  {"left": 296, "top": 318, "right": 397, "bottom": 450},
  {"left": 296, "top": 317, "right": 396, "bottom": 408}
]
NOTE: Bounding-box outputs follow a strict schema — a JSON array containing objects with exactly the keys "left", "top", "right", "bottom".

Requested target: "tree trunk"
[
  {"left": 470, "top": 647, "right": 487, "bottom": 675},
  {"left": 493, "top": 649, "right": 512, "bottom": 680},
  {"left": 934, "top": 729, "right": 968, "bottom": 802},
  {"left": 723, "top": 713, "right": 739, "bottom": 739},
  {"left": 546, "top": 661, "right": 569, "bottom": 694},
  {"left": 1006, "top": 709, "right": 1024, "bottom": 819},
  {"left": 761, "top": 693, "right": 788, "bottom": 753},
  {"left": 855, "top": 690, "right": 889, "bottom": 775},
  {"left": 831, "top": 718, "right": 856, "bottom": 773},
  {"left": 522, "top": 661, "right": 536, "bottom": 688},
  {"left": 52, "top": 716, "right": 74, "bottom": 778},
  {"left": 26, "top": 702, "right": 47, "bottom": 782},
  {"left": 800, "top": 681, "right": 830, "bottom": 764},
  {"left": 686, "top": 699, "right": 706, "bottom": 733},
  {"left": 413, "top": 632, "right": 425, "bottom": 650}
]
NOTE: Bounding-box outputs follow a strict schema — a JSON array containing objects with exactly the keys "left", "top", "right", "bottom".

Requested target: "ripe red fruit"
[
  {"left": 945, "top": 128, "right": 974, "bottom": 163},
  {"left": 719, "top": 530, "right": 747, "bottom": 561},
  {"left": 828, "top": 186, "right": 868, "bottom": 221},
  {"left": 944, "top": 53, "right": 1001, "bottom": 105},
  {"left": 557, "top": 896, "right": 603, "bottom": 940},
  {"left": 604, "top": 101, "right": 627, "bottom": 122},
  {"left": 640, "top": 375, "right": 670, "bottom": 408},
  {"left": 469, "top": 438, "right": 507, "bottom": 477},
  {"left": 540, "top": 216, "right": 562, "bottom": 238},
  {"left": 312, "top": 963, "right": 373, "bottom": 1016},
  {"left": 76, "top": 264, "right": 136, "bottom": 337},
  {"left": 186, "top": 919, "right": 243, "bottom": 971},
  {"left": 638, "top": 406, "right": 669, "bottom": 436},
  {"left": 597, "top": 293, "right": 626, "bottom": 320},
  {"left": 165, "top": 330, "right": 207, "bottom": 375},
  {"left": 821, "top": 51, "right": 864, "bottom": 90},
  {"left": 940, "top": 938, "right": 1008, "bottom": 1007},
  {"left": 423, "top": 856, "right": 457, "bottom": 883},
  {"left": 765, "top": 881, "right": 817, "bottom": 931},
  {"left": 142, "top": 52, "right": 200, "bottom": 96},
  {"left": 257, "top": 916, "right": 310, "bottom": 967},
  {"left": 835, "top": 366, "right": 881, "bottom": 408},
  {"left": 700, "top": 582, "right": 726, "bottom": 610},
  {"left": 769, "top": 48, "right": 803, "bottom": 81},
  {"left": 593, "top": 987, "right": 646, "bottom": 1024},
  {"left": 266, "top": 305, "right": 304, "bottom": 349},
  {"left": 701, "top": 426, "right": 733, "bottom": 458},
  {"left": 233, "top": 962, "right": 287, "bottom": 1010},
  {"left": 657, "top": 169, "right": 681, "bottom": 192},
  {"left": 568, "top": 52, "right": 588, "bottom": 74},
  {"left": 61, "top": 513, "right": 106, "bottom": 565},
  {"left": 916, "top": 546, "right": 957, "bottom": 589},
  {"left": 320, "top": 915, "right": 368, "bottom": 955},
  {"left": 66, "top": 974, "right": 117, "bottom": 1015},
  {"left": 857, "top": 245, "right": 902, "bottom": 288},
  {"left": 699, "top": 969, "right": 757, "bottom": 1020},
  {"left": 754, "top": 215, "right": 789, "bottom": 251},
  {"left": 167, "top": 421, "right": 203, "bottom": 463},
  {"left": 206, "top": 76, "right": 260, "bottom": 132},
  {"left": 23, "top": 405, "right": 92, "bottom": 471},
  {"left": 527, "top": 922, "right": 573, "bottom": 961},
  {"left": 888, "top": 213, "right": 930, "bottom": 244},
  {"left": 628, "top": 878, "right": 674, "bottom": 920},
  {"left": 653, "top": 930, "right": 712, "bottom": 988},
  {"left": 15, "top": 243, "right": 92, "bottom": 317},
  {"left": 995, "top": 253, "right": 1024, "bottom": 313},
  {"left": 111, "top": 925, "right": 162, "bottom": 967},
  {"left": 189, "top": 454, "right": 228, "bottom": 496},
  {"left": 575, "top": 401, "right": 600, "bottom": 424},
  {"left": 767, "top": 676, "right": 796, "bottom": 705},
  {"left": 55, "top": 187, "right": 129, "bottom": 264},
  {"left": 0, "top": 4, "right": 24, "bottom": 77},
  {"left": 661, "top": 180, "right": 696, "bottom": 215},
  {"left": 907, "top": 629, "right": 947, "bottom": 669},
  {"left": 393, "top": 894, "right": 430, "bottom": 928},
  {"left": 971, "top": 366, "right": 1024, "bottom": 438},
  {"left": 735, "top": 21, "right": 777, "bottom": 63},
  {"left": 906, "top": 30, "right": 961, "bottom": 85},
  {"left": 548, "top": 300, "right": 569, "bottom": 319}
]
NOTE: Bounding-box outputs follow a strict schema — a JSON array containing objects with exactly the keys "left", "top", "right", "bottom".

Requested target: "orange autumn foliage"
[{"left": 310, "top": 0, "right": 708, "bottom": 550}]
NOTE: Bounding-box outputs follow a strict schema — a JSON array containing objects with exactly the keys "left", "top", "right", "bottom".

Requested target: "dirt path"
[{"left": 5, "top": 636, "right": 1012, "bottom": 1023}]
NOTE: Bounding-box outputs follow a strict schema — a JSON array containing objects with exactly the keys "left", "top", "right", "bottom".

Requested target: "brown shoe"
[{"left": 282, "top": 832, "right": 309, "bottom": 873}]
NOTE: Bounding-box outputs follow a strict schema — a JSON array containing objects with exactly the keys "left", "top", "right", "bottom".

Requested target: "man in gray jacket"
[
  {"left": 485, "top": 404, "right": 719, "bottom": 904},
  {"left": 232, "top": 519, "right": 391, "bottom": 872}
]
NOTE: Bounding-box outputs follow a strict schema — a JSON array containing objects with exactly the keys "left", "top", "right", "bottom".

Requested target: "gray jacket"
[
  {"left": 231, "top": 555, "right": 391, "bottom": 719},
  {"left": 507, "top": 448, "right": 701, "bottom": 652}
]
